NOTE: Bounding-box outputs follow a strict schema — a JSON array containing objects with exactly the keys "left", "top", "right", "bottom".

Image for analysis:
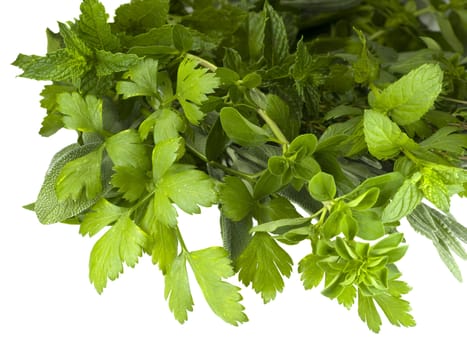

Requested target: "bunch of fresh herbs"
[{"left": 13, "top": 0, "right": 467, "bottom": 332}]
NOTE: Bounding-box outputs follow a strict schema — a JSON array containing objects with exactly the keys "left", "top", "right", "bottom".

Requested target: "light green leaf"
[
  {"left": 219, "top": 176, "right": 254, "bottom": 221},
  {"left": 237, "top": 232, "right": 293, "bottom": 303},
  {"left": 57, "top": 92, "right": 103, "bottom": 133},
  {"left": 298, "top": 254, "right": 324, "bottom": 289},
  {"left": 250, "top": 217, "right": 311, "bottom": 234},
  {"left": 56, "top": 146, "right": 104, "bottom": 200},
  {"left": 363, "top": 109, "right": 412, "bottom": 160},
  {"left": 111, "top": 166, "right": 149, "bottom": 202},
  {"left": 176, "top": 56, "right": 220, "bottom": 105},
  {"left": 140, "top": 109, "right": 185, "bottom": 143},
  {"left": 189, "top": 247, "right": 247, "bottom": 325},
  {"left": 106, "top": 129, "right": 150, "bottom": 170},
  {"left": 371, "top": 63, "right": 443, "bottom": 125},
  {"left": 89, "top": 215, "right": 148, "bottom": 293},
  {"left": 159, "top": 165, "right": 218, "bottom": 215},
  {"left": 78, "top": 0, "right": 120, "bottom": 51},
  {"left": 152, "top": 137, "right": 185, "bottom": 181},
  {"left": 220, "top": 107, "right": 271, "bottom": 147},
  {"left": 153, "top": 188, "right": 178, "bottom": 228},
  {"left": 358, "top": 291, "right": 382, "bottom": 333},
  {"left": 179, "top": 99, "right": 205, "bottom": 125},
  {"left": 35, "top": 143, "right": 102, "bottom": 224},
  {"left": 353, "top": 209, "right": 385, "bottom": 240},
  {"left": 420, "top": 126, "right": 467, "bottom": 155},
  {"left": 374, "top": 293, "right": 416, "bottom": 328},
  {"left": 149, "top": 222, "right": 178, "bottom": 274},
  {"left": 164, "top": 253, "right": 194, "bottom": 323},
  {"left": 308, "top": 172, "right": 337, "bottom": 202},
  {"left": 382, "top": 178, "right": 423, "bottom": 223},
  {"left": 116, "top": 58, "right": 159, "bottom": 98},
  {"left": 80, "top": 198, "right": 128, "bottom": 236}
]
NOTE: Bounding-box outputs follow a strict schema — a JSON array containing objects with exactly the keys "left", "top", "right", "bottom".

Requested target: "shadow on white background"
[{"left": 1, "top": 1, "right": 466, "bottom": 349}]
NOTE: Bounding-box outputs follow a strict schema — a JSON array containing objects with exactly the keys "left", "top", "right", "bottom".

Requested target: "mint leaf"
[
  {"left": 382, "top": 175, "right": 423, "bottom": 223},
  {"left": 95, "top": 50, "right": 141, "bottom": 76},
  {"left": 114, "top": 0, "right": 169, "bottom": 34},
  {"left": 420, "top": 126, "right": 467, "bottom": 155},
  {"left": 116, "top": 59, "right": 159, "bottom": 98},
  {"left": 78, "top": 0, "right": 120, "bottom": 51},
  {"left": 80, "top": 199, "right": 128, "bottom": 236},
  {"left": 189, "top": 247, "right": 247, "bottom": 325},
  {"left": 89, "top": 214, "right": 148, "bottom": 293},
  {"left": 56, "top": 145, "right": 104, "bottom": 200},
  {"left": 219, "top": 176, "right": 254, "bottom": 221},
  {"left": 57, "top": 92, "right": 104, "bottom": 134},
  {"left": 164, "top": 252, "right": 194, "bottom": 323},
  {"left": 363, "top": 109, "right": 412, "bottom": 160},
  {"left": 263, "top": 2, "right": 289, "bottom": 66},
  {"left": 371, "top": 63, "right": 443, "bottom": 125},
  {"left": 13, "top": 50, "right": 89, "bottom": 81},
  {"left": 237, "top": 232, "right": 293, "bottom": 303}
]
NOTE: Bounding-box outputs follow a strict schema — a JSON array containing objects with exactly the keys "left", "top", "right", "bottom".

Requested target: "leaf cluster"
[{"left": 15, "top": 0, "right": 467, "bottom": 332}]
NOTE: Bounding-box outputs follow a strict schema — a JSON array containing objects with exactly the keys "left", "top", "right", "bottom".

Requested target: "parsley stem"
[
  {"left": 257, "top": 108, "right": 289, "bottom": 145},
  {"left": 440, "top": 96, "right": 467, "bottom": 105}
]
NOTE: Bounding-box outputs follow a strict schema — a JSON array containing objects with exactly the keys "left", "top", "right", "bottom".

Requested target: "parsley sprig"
[{"left": 14, "top": 0, "right": 467, "bottom": 332}]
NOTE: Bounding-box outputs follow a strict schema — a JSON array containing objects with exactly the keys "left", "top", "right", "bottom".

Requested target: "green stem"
[
  {"left": 257, "top": 108, "right": 289, "bottom": 145},
  {"left": 440, "top": 96, "right": 467, "bottom": 106},
  {"left": 186, "top": 53, "right": 218, "bottom": 72},
  {"left": 185, "top": 143, "right": 260, "bottom": 181},
  {"left": 174, "top": 226, "right": 189, "bottom": 253}
]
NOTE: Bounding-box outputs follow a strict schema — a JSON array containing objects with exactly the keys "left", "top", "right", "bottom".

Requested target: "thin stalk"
[{"left": 257, "top": 108, "right": 289, "bottom": 145}]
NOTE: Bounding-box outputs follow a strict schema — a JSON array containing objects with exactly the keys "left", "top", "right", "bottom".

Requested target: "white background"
[{"left": 1, "top": 1, "right": 467, "bottom": 349}]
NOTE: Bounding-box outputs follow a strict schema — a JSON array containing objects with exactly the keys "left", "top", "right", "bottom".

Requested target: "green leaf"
[
  {"left": 237, "top": 232, "right": 293, "bottom": 303},
  {"left": 152, "top": 137, "right": 185, "bottom": 181},
  {"left": 80, "top": 199, "right": 128, "bottom": 236},
  {"left": 34, "top": 143, "right": 102, "bottom": 224},
  {"left": 352, "top": 28, "right": 379, "bottom": 84},
  {"left": 189, "top": 247, "right": 247, "bottom": 325},
  {"left": 420, "top": 168, "right": 451, "bottom": 213},
  {"left": 116, "top": 58, "right": 159, "bottom": 98},
  {"left": 78, "top": 0, "right": 120, "bottom": 51},
  {"left": 346, "top": 188, "right": 380, "bottom": 210},
  {"left": 374, "top": 293, "right": 416, "bottom": 328},
  {"left": 308, "top": 172, "right": 337, "bottom": 201},
  {"left": 382, "top": 177, "right": 423, "bottom": 223},
  {"left": 153, "top": 188, "right": 179, "bottom": 228},
  {"left": 420, "top": 126, "right": 467, "bottom": 155},
  {"left": 263, "top": 2, "right": 289, "bottom": 67},
  {"left": 436, "top": 11, "right": 464, "bottom": 53},
  {"left": 358, "top": 291, "right": 382, "bottom": 333},
  {"left": 149, "top": 222, "right": 178, "bottom": 273},
  {"left": 219, "top": 177, "right": 254, "bottom": 221},
  {"left": 363, "top": 109, "right": 412, "bottom": 160},
  {"left": 179, "top": 99, "right": 205, "bottom": 125},
  {"left": 57, "top": 92, "right": 103, "bottom": 134},
  {"left": 250, "top": 217, "right": 310, "bottom": 234},
  {"left": 353, "top": 209, "right": 385, "bottom": 240},
  {"left": 298, "top": 254, "right": 324, "bottom": 289},
  {"left": 111, "top": 166, "right": 149, "bottom": 202},
  {"left": 173, "top": 24, "right": 193, "bottom": 53},
  {"left": 106, "top": 130, "right": 150, "bottom": 170},
  {"left": 164, "top": 253, "right": 194, "bottom": 323},
  {"left": 114, "top": 0, "right": 169, "bottom": 33},
  {"left": 247, "top": 11, "right": 266, "bottom": 62},
  {"left": 371, "top": 63, "right": 443, "bottom": 125},
  {"left": 13, "top": 50, "right": 89, "bottom": 81},
  {"left": 407, "top": 204, "right": 467, "bottom": 281},
  {"left": 140, "top": 109, "right": 185, "bottom": 143},
  {"left": 176, "top": 57, "right": 220, "bottom": 124},
  {"left": 89, "top": 214, "right": 148, "bottom": 293},
  {"left": 159, "top": 165, "right": 217, "bottom": 215},
  {"left": 220, "top": 107, "right": 271, "bottom": 147},
  {"left": 221, "top": 215, "right": 252, "bottom": 262},
  {"left": 95, "top": 50, "right": 141, "bottom": 76},
  {"left": 56, "top": 146, "right": 104, "bottom": 201}
]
